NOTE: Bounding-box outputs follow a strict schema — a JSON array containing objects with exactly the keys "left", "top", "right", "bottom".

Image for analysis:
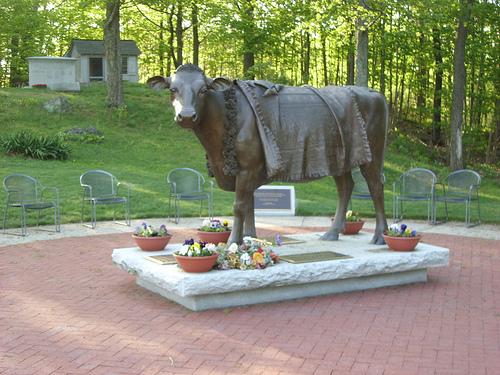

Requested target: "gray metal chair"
[
  {"left": 3, "top": 174, "right": 60, "bottom": 236},
  {"left": 167, "top": 168, "right": 213, "bottom": 224},
  {"left": 432, "top": 169, "right": 481, "bottom": 227},
  {"left": 393, "top": 168, "right": 437, "bottom": 224},
  {"left": 349, "top": 168, "right": 386, "bottom": 210},
  {"left": 80, "top": 170, "right": 130, "bottom": 229}
]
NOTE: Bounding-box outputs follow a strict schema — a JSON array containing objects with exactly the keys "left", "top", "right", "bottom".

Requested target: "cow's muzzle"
[{"left": 175, "top": 110, "right": 198, "bottom": 127}]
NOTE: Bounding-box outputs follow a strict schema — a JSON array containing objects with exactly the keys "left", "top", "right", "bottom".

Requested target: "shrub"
[
  {"left": 57, "top": 132, "right": 104, "bottom": 144},
  {"left": 0, "top": 131, "right": 72, "bottom": 161}
]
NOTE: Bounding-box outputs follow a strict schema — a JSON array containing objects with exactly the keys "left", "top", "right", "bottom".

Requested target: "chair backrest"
[
  {"left": 352, "top": 168, "right": 386, "bottom": 195},
  {"left": 398, "top": 168, "right": 437, "bottom": 196},
  {"left": 3, "top": 174, "right": 42, "bottom": 203},
  {"left": 80, "top": 170, "right": 118, "bottom": 197},
  {"left": 168, "top": 168, "right": 205, "bottom": 194},
  {"left": 442, "top": 169, "right": 481, "bottom": 197}
]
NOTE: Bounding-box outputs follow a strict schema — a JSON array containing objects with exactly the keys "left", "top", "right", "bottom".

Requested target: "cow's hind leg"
[
  {"left": 320, "top": 173, "right": 353, "bottom": 241},
  {"left": 360, "top": 165, "right": 388, "bottom": 244}
]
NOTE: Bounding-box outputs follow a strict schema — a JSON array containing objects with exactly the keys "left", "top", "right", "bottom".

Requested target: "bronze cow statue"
[{"left": 148, "top": 63, "right": 388, "bottom": 245}]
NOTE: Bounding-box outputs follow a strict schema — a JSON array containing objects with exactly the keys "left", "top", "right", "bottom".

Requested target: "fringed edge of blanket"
[
  {"left": 270, "top": 156, "right": 373, "bottom": 182},
  {"left": 344, "top": 86, "right": 373, "bottom": 162}
]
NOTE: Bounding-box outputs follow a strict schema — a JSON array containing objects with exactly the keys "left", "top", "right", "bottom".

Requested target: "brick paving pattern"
[{"left": 1, "top": 226, "right": 499, "bottom": 375}]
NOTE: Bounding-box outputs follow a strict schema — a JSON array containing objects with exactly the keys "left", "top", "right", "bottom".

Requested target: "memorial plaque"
[{"left": 254, "top": 186, "right": 295, "bottom": 216}]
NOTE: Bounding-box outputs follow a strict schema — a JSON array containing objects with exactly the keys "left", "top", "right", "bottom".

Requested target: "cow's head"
[{"left": 147, "top": 63, "right": 233, "bottom": 129}]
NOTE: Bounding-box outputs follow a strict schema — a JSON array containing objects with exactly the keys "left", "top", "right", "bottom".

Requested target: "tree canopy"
[{"left": 1, "top": 0, "right": 499, "bottom": 168}]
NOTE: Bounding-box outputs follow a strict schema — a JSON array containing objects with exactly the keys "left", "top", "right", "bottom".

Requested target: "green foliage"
[
  {"left": 57, "top": 132, "right": 104, "bottom": 144},
  {"left": 0, "top": 83, "right": 499, "bottom": 229},
  {"left": 0, "top": 131, "right": 72, "bottom": 161}
]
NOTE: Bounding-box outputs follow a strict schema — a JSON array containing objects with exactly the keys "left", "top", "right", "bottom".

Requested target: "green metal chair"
[
  {"left": 167, "top": 168, "right": 213, "bottom": 224},
  {"left": 432, "top": 169, "right": 481, "bottom": 227},
  {"left": 349, "top": 168, "right": 386, "bottom": 210},
  {"left": 80, "top": 170, "right": 130, "bottom": 229},
  {"left": 3, "top": 174, "right": 60, "bottom": 236},
  {"left": 393, "top": 168, "right": 437, "bottom": 224}
]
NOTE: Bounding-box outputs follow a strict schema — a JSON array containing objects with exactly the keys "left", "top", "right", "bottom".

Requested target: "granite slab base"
[{"left": 112, "top": 232, "right": 449, "bottom": 311}]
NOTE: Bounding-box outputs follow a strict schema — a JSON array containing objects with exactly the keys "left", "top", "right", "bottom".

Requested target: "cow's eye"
[
  {"left": 200, "top": 87, "right": 208, "bottom": 94},
  {"left": 170, "top": 88, "right": 177, "bottom": 93}
]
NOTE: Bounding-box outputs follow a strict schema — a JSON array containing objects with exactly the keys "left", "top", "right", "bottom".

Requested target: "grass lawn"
[{"left": 1, "top": 82, "right": 498, "bottom": 229}]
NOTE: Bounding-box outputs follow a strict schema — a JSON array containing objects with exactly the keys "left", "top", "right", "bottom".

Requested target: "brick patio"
[{"left": 1, "top": 225, "right": 499, "bottom": 375}]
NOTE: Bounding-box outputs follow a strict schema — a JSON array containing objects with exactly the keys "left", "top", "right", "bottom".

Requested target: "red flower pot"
[
  {"left": 340, "top": 220, "right": 365, "bottom": 235},
  {"left": 197, "top": 230, "right": 231, "bottom": 244},
  {"left": 382, "top": 234, "right": 422, "bottom": 252},
  {"left": 132, "top": 234, "right": 172, "bottom": 251},
  {"left": 173, "top": 251, "right": 220, "bottom": 273}
]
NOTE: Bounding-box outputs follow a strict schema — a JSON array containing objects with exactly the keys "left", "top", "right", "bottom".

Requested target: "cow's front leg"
[
  {"left": 230, "top": 186, "right": 257, "bottom": 245},
  {"left": 320, "top": 174, "right": 354, "bottom": 241}
]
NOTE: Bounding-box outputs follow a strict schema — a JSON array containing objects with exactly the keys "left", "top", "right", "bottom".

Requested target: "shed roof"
[{"left": 65, "top": 39, "right": 141, "bottom": 57}]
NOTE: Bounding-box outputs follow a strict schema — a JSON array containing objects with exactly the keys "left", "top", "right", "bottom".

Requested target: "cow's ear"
[
  {"left": 147, "top": 76, "right": 171, "bottom": 91},
  {"left": 208, "top": 77, "right": 233, "bottom": 92}
]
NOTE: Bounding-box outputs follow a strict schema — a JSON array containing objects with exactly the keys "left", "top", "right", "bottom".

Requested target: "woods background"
[{"left": 1, "top": 0, "right": 499, "bottom": 169}]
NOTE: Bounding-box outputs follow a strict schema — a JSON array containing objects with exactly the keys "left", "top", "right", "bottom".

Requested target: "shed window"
[
  {"left": 122, "top": 57, "right": 128, "bottom": 74},
  {"left": 89, "top": 58, "right": 103, "bottom": 80}
]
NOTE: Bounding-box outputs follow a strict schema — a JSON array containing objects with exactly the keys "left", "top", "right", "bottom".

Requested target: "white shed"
[
  {"left": 64, "top": 39, "right": 141, "bottom": 83},
  {"left": 27, "top": 57, "right": 80, "bottom": 91}
]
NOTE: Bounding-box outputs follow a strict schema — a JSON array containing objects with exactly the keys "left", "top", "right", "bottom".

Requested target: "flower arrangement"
[
  {"left": 134, "top": 222, "right": 169, "bottom": 237},
  {"left": 346, "top": 210, "right": 362, "bottom": 222},
  {"left": 215, "top": 237, "right": 279, "bottom": 270},
  {"left": 199, "top": 219, "right": 231, "bottom": 232},
  {"left": 175, "top": 239, "right": 218, "bottom": 257},
  {"left": 386, "top": 224, "right": 418, "bottom": 237}
]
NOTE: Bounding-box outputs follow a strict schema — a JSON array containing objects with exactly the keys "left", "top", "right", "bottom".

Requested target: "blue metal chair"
[
  {"left": 80, "top": 170, "right": 130, "bottom": 229},
  {"left": 3, "top": 174, "right": 60, "bottom": 236},
  {"left": 167, "top": 168, "right": 213, "bottom": 224},
  {"left": 393, "top": 168, "right": 437, "bottom": 224},
  {"left": 432, "top": 169, "right": 481, "bottom": 227}
]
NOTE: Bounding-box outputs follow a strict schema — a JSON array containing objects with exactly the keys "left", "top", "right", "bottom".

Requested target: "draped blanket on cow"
[{"left": 235, "top": 80, "right": 372, "bottom": 181}]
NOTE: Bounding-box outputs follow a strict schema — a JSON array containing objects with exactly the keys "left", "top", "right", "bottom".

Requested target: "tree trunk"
[
  {"left": 176, "top": 4, "right": 183, "bottom": 67},
  {"left": 168, "top": 10, "right": 177, "bottom": 68},
  {"left": 379, "top": 20, "right": 386, "bottom": 97},
  {"left": 432, "top": 28, "right": 444, "bottom": 146},
  {"left": 243, "top": 0, "right": 255, "bottom": 79},
  {"left": 159, "top": 20, "right": 166, "bottom": 76},
  {"left": 103, "top": 0, "right": 125, "bottom": 109},
  {"left": 192, "top": 2, "right": 199, "bottom": 66},
  {"left": 347, "top": 32, "right": 355, "bottom": 86},
  {"left": 355, "top": 16, "right": 369, "bottom": 87},
  {"left": 450, "top": 0, "right": 472, "bottom": 171},
  {"left": 321, "top": 34, "right": 328, "bottom": 86},
  {"left": 302, "top": 31, "right": 311, "bottom": 84},
  {"left": 486, "top": 82, "right": 500, "bottom": 164}
]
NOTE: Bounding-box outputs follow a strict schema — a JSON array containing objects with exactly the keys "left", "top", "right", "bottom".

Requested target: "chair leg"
[
  {"left": 3, "top": 204, "right": 27, "bottom": 236},
  {"left": 174, "top": 198, "right": 180, "bottom": 224},
  {"left": 3, "top": 204, "right": 8, "bottom": 234},
  {"left": 168, "top": 196, "right": 172, "bottom": 220},
  {"left": 394, "top": 198, "right": 403, "bottom": 223}
]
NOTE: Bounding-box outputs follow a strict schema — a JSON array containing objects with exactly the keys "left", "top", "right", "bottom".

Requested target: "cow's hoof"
[
  {"left": 319, "top": 231, "right": 339, "bottom": 241},
  {"left": 370, "top": 233, "right": 386, "bottom": 245}
]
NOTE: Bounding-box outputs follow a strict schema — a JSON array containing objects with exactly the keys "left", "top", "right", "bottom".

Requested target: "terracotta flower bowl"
[
  {"left": 173, "top": 251, "right": 220, "bottom": 273},
  {"left": 132, "top": 234, "right": 172, "bottom": 252},
  {"left": 382, "top": 234, "right": 422, "bottom": 252},
  {"left": 340, "top": 220, "right": 366, "bottom": 235},
  {"left": 197, "top": 230, "right": 231, "bottom": 244}
]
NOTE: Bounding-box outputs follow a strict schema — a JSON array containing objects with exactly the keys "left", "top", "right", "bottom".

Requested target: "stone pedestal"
[{"left": 112, "top": 232, "right": 449, "bottom": 311}]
